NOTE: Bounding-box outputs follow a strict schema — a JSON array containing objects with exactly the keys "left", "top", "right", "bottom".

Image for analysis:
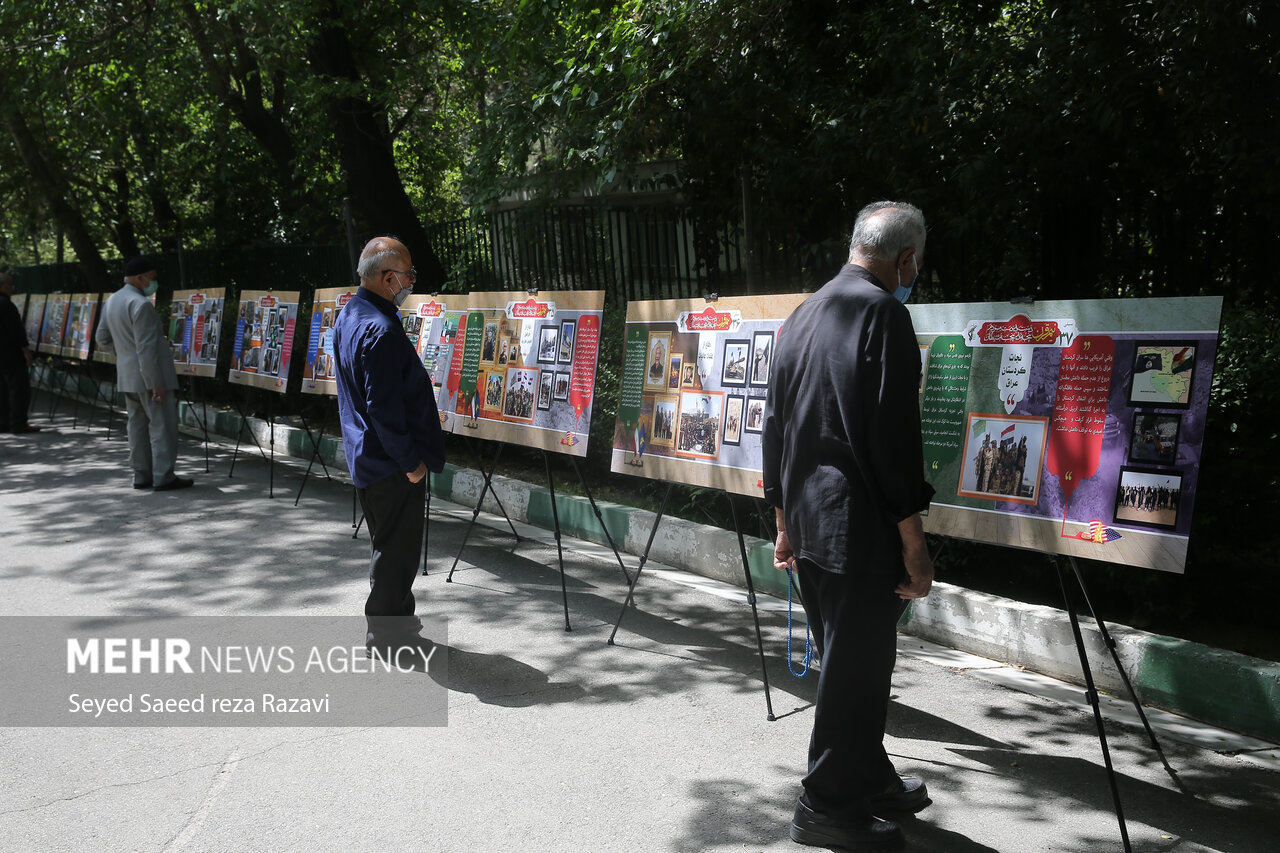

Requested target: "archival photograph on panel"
[
  {"left": 558, "top": 319, "right": 576, "bottom": 364},
  {"left": 721, "top": 339, "right": 748, "bottom": 387},
  {"left": 722, "top": 395, "right": 745, "bottom": 446},
  {"left": 1128, "top": 412, "right": 1181, "bottom": 464},
  {"left": 1114, "top": 467, "right": 1183, "bottom": 530},
  {"left": 644, "top": 332, "right": 672, "bottom": 393},
  {"left": 956, "top": 414, "right": 1049, "bottom": 505},
  {"left": 503, "top": 366, "right": 539, "bottom": 422},
  {"left": 748, "top": 330, "right": 772, "bottom": 388},
  {"left": 537, "top": 370, "right": 554, "bottom": 411},
  {"left": 650, "top": 393, "right": 679, "bottom": 448},
  {"left": 537, "top": 324, "right": 558, "bottom": 364},
  {"left": 676, "top": 390, "right": 724, "bottom": 460},
  {"left": 553, "top": 371, "right": 571, "bottom": 402}
]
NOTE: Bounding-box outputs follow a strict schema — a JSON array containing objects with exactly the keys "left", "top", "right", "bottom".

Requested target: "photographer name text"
[
  {"left": 68, "top": 692, "right": 330, "bottom": 717},
  {"left": 66, "top": 639, "right": 435, "bottom": 674}
]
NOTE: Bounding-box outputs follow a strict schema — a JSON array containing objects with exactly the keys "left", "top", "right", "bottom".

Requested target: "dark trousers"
[
  {"left": 797, "top": 558, "right": 907, "bottom": 814},
  {"left": 357, "top": 474, "right": 426, "bottom": 644},
  {"left": 0, "top": 362, "right": 32, "bottom": 431}
]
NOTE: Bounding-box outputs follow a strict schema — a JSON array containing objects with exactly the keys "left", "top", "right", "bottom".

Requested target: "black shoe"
[
  {"left": 154, "top": 477, "right": 194, "bottom": 491},
  {"left": 133, "top": 481, "right": 154, "bottom": 490},
  {"left": 869, "top": 776, "right": 932, "bottom": 815},
  {"left": 790, "top": 796, "right": 904, "bottom": 851}
]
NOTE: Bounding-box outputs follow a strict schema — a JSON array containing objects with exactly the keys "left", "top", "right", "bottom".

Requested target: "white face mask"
[
  {"left": 143, "top": 278, "right": 159, "bottom": 297},
  {"left": 392, "top": 280, "right": 412, "bottom": 308}
]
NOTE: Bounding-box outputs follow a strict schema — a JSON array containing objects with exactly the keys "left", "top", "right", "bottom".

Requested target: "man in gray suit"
[{"left": 98, "top": 257, "right": 192, "bottom": 491}]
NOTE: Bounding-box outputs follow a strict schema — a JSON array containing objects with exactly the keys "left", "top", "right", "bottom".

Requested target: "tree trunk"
[
  {"left": 0, "top": 69, "right": 110, "bottom": 290},
  {"left": 307, "top": 8, "right": 445, "bottom": 288},
  {"left": 180, "top": 3, "right": 328, "bottom": 238}
]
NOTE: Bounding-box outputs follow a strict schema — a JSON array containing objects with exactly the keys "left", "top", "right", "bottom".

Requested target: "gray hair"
[
  {"left": 356, "top": 240, "right": 406, "bottom": 283},
  {"left": 849, "top": 201, "right": 926, "bottom": 262}
]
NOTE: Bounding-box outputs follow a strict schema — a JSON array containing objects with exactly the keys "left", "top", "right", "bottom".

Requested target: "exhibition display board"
[
  {"left": 610, "top": 294, "right": 1219, "bottom": 574},
  {"left": 911, "top": 296, "right": 1221, "bottom": 575},
  {"left": 441, "top": 290, "right": 604, "bottom": 457},
  {"left": 399, "top": 294, "right": 461, "bottom": 414},
  {"left": 169, "top": 288, "right": 226, "bottom": 378},
  {"left": 228, "top": 290, "right": 300, "bottom": 393},
  {"left": 24, "top": 293, "right": 47, "bottom": 354},
  {"left": 301, "top": 286, "right": 356, "bottom": 396},
  {"left": 39, "top": 293, "right": 70, "bottom": 354},
  {"left": 609, "top": 294, "right": 810, "bottom": 496},
  {"left": 58, "top": 294, "right": 99, "bottom": 360}
]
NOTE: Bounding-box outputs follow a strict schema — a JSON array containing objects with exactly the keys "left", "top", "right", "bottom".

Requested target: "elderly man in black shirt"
[{"left": 763, "top": 201, "right": 935, "bottom": 852}]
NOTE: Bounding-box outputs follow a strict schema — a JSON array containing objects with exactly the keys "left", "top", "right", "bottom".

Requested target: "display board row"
[
  {"left": 606, "top": 294, "right": 1222, "bottom": 575},
  {"left": 14, "top": 286, "right": 1221, "bottom": 573}
]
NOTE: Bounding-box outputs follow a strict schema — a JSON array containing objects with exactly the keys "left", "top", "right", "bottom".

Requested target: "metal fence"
[{"left": 11, "top": 201, "right": 834, "bottom": 304}]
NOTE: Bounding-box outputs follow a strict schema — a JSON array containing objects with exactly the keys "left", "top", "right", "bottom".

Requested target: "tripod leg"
[
  {"left": 1066, "top": 556, "right": 1180, "bottom": 784},
  {"left": 1055, "top": 557, "right": 1133, "bottom": 853},
  {"left": 466, "top": 438, "right": 520, "bottom": 542},
  {"left": 608, "top": 483, "right": 674, "bottom": 645},
  {"left": 445, "top": 445, "right": 508, "bottom": 583},
  {"left": 731, "top": 494, "right": 776, "bottom": 721},
  {"left": 571, "top": 457, "right": 632, "bottom": 584},
  {"left": 268, "top": 397, "right": 275, "bottom": 499},
  {"left": 544, "top": 451, "right": 571, "bottom": 632},
  {"left": 294, "top": 417, "right": 323, "bottom": 506}
]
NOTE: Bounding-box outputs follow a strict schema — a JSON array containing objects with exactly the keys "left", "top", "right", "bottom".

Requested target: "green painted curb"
[
  {"left": 1135, "top": 636, "right": 1280, "bottom": 744},
  {"left": 526, "top": 489, "right": 629, "bottom": 549}
]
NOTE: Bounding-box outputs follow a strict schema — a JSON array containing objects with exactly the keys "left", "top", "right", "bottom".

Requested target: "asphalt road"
[{"left": 1, "top": 417, "right": 1276, "bottom": 853}]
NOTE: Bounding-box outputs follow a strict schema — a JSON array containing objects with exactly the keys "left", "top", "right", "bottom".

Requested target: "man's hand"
[
  {"left": 895, "top": 513, "right": 934, "bottom": 599},
  {"left": 773, "top": 529, "right": 795, "bottom": 571},
  {"left": 772, "top": 507, "right": 794, "bottom": 570},
  {"left": 151, "top": 387, "right": 166, "bottom": 402},
  {"left": 406, "top": 461, "right": 428, "bottom": 483},
  {"left": 895, "top": 545, "right": 934, "bottom": 599}
]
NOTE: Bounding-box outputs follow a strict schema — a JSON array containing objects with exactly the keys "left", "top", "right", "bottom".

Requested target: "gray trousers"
[{"left": 123, "top": 391, "right": 179, "bottom": 486}]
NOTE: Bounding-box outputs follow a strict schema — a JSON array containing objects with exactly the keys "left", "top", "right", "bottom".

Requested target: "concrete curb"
[{"left": 38, "top": 367, "right": 1280, "bottom": 744}]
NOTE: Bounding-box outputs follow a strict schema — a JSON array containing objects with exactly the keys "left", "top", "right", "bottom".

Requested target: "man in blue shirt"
[{"left": 334, "top": 236, "right": 446, "bottom": 653}]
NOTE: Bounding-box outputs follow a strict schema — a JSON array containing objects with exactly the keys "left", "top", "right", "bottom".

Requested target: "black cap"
[{"left": 123, "top": 256, "right": 156, "bottom": 276}]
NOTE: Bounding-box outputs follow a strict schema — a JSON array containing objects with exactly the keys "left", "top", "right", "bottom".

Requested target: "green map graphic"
[{"left": 1131, "top": 346, "right": 1194, "bottom": 406}]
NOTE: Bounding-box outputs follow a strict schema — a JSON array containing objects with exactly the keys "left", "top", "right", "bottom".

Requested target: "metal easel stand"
[
  {"left": 180, "top": 379, "right": 212, "bottom": 474},
  {"left": 608, "top": 484, "right": 775, "bottom": 720},
  {"left": 1051, "top": 551, "right": 1180, "bottom": 853},
  {"left": 293, "top": 412, "right": 335, "bottom": 506},
  {"left": 542, "top": 450, "right": 572, "bottom": 631},
  {"left": 92, "top": 366, "right": 120, "bottom": 440},
  {"left": 568, "top": 456, "right": 633, "bottom": 585},
  {"left": 444, "top": 439, "right": 523, "bottom": 582},
  {"left": 227, "top": 390, "right": 273, "bottom": 496},
  {"left": 46, "top": 358, "right": 68, "bottom": 423}
]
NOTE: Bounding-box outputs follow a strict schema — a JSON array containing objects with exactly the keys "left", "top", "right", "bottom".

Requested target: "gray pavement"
[{"left": 1, "top": 414, "right": 1277, "bottom": 853}]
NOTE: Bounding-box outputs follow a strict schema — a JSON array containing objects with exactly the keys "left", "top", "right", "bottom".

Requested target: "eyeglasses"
[{"left": 382, "top": 267, "right": 418, "bottom": 283}]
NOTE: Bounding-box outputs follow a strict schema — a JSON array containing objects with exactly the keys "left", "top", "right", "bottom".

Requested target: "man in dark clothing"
[
  {"left": 0, "top": 272, "right": 39, "bottom": 434},
  {"left": 334, "top": 236, "right": 446, "bottom": 654},
  {"left": 763, "top": 202, "right": 935, "bottom": 852}
]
